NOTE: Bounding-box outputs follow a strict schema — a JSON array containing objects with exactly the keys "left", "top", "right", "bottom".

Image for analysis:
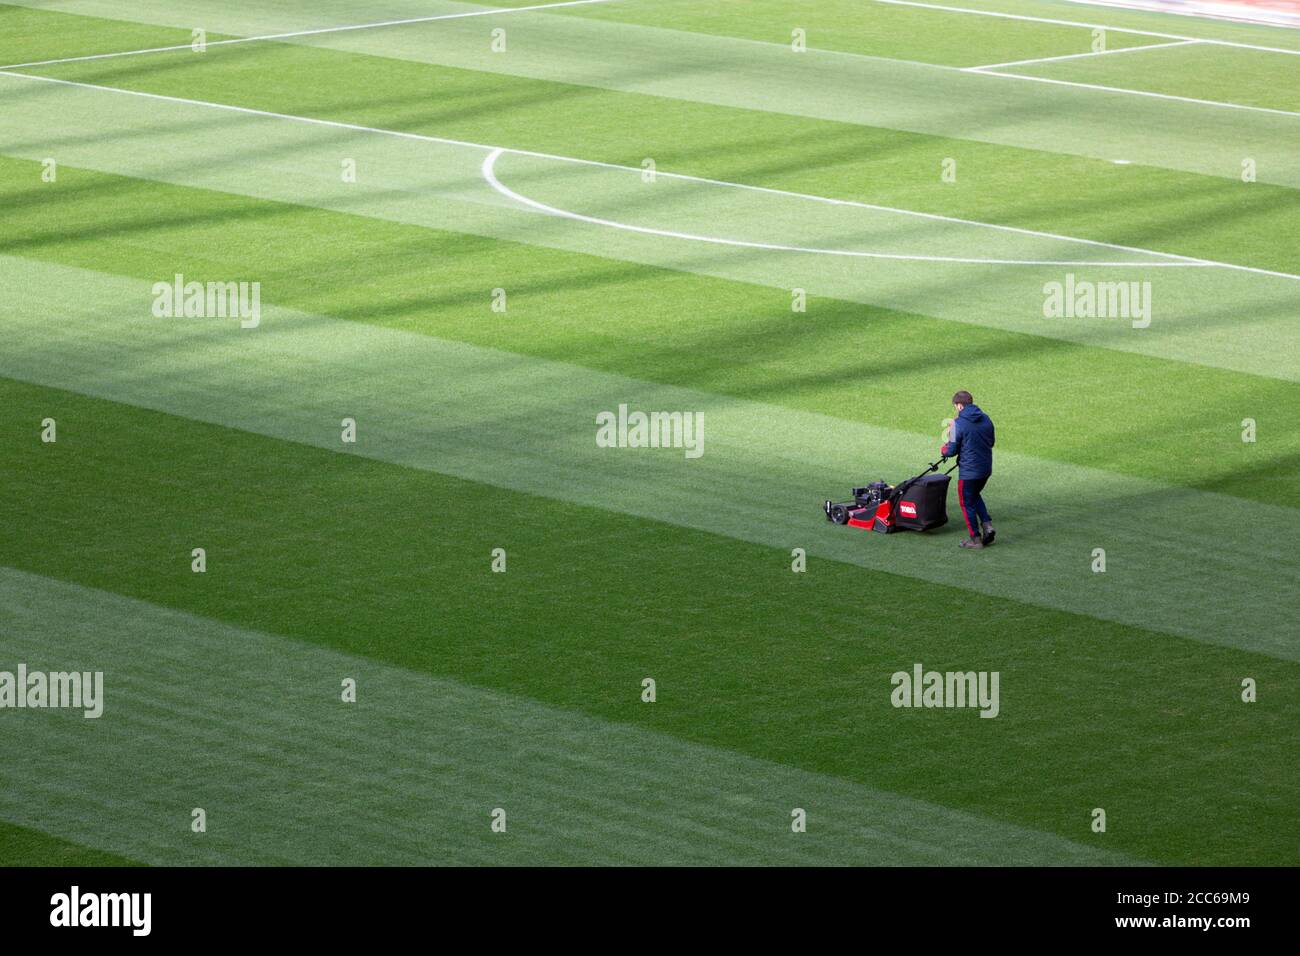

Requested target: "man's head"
[{"left": 952, "top": 390, "right": 974, "bottom": 413}]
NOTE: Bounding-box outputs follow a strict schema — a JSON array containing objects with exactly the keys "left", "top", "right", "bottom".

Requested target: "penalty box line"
[
  {"left": 2, "top": 68, "right": 1296, "bottom": 281},
  {"left": 964, "top": 38, "right": 1201, "bottom": 72}
]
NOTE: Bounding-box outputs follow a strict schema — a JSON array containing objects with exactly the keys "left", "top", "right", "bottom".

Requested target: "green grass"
[
  {"left": 0, "top": 819, "right": 141, "bottom": 866},
  {"left": 1, "top": 0, "right": 1297, "bottom": 866},
  {"left": 25, "top": 30, "right": 1300, "bottom": 275},
  {"left": 556, "top": 0, "right": 1300, "bottom": 109},
  {"left": 556, "top": 0, "right": 1159, "bottom": 64},
  {"left": 0, "top": 5, "right": 210, "bottom": 65},
  {"left": 1010, "top": 42, "right": 1300, "bottom": 112},
  {"left": 3, "top": 156, "right": 1294, "bottom": 508},
  {"left": 2, "top": 376, "right": 1296, "bottom": 864}
]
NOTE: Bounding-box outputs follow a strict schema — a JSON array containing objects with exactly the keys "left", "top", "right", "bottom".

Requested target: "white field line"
[
  {"left": 964, "top": 38, "right": 1199, "bottom": 71},
  {"left": 480, "top": 149, "right": 1205, "bottom": 265},
  {"left": 871, "top": 0, "right": 1300, "bottom": 56},
  {"left": 2, "top": 69, "right": 1296, "bottom": 281},
  {"left": 676, "top": 28, "right": 1291, "bottom": 116},
  {"left": 0, "top": 0, "right": 625, "bottom": 71},
  {"left": 1, "top": 2, "right": 1290, "bottom": 118},
  {"left": 969, "top": 67, "right": 1300, "bottom": 116},
  {"left": 2, "top": 13, "right": 1289, "bottom": 123}
]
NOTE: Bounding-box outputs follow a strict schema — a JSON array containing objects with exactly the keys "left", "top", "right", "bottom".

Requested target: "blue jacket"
[{"left": 941, "top": 405, "right": 994, "bottom": 478}]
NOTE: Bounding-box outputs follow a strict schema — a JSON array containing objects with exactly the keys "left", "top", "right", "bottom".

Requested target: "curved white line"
[{"left": 481, "top": 149, "right": 1207, "bottom": 268}]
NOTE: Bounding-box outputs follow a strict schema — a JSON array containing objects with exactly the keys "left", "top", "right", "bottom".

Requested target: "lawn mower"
[{"left": 824, "top": 457, "right": 956, "bottom": 533}]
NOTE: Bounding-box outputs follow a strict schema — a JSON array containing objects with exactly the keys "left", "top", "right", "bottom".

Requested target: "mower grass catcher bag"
[{"left": 823, "top": 459, "right": 952, "bottom": 534}]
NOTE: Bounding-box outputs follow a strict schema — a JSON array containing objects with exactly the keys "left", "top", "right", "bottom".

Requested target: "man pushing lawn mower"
[{"left": 942, "top": 390, "right": 996, "bottom": 550}]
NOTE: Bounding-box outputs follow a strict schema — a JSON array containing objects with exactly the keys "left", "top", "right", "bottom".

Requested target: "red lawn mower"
[{"left": 823, "top": 457, "right": 956, "bottom": 534}]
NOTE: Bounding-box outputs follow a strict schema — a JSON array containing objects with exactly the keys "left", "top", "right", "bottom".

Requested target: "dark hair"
[{"left": 952, "top": 390, "right": 974, "bottom": 406}]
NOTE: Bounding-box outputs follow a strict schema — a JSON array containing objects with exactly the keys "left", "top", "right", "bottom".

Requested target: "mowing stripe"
[
  {"left": 2, "top": 79, "right": 1297, "bottom": 381},
  {"left": 964, "top": 38, "right": 1201, "bottom": 71},
  {"left": 0, "top": 0, "right": 628, "bottom": 71},
  {"left": 0, "top": 566, "right": 1136, "bottom": 865},
  {"left": 6, "top": 1, "right": 1295, "bottom": 118},
  {"left": 6, "top": 11, "right": 1296, "bottom": 186},
  {"left": 1, "top": 256, "right": 1296, "bottom": 660},
  {"left": 5, "top": 153, "right": 1294, "bottom": 512},
  {"left": 7, "top": 31, "right": 1293, "bottom": 123}
]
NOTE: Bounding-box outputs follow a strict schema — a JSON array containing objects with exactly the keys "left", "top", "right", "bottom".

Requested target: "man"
[{"left": 940, "top": 390, "right": 995, "bottom": 549}]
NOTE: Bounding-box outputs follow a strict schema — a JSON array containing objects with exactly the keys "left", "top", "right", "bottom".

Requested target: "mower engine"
[
  {"left": 824, "top": 481, "right": 889, "bottom": 526},
  {"left": 853, "top": 481, "right": 893, "bottom": 507}
]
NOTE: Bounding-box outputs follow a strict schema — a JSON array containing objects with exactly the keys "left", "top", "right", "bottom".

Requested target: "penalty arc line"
[
  {"left": 1, "top": 69, "right": 1296, "bottom": 281},
  {"left": 480, "top": 149, "right": 1208, "bottom": 266}
]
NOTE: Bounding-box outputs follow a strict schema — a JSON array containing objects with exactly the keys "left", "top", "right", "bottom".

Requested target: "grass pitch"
[{"left": 0, "top": 0, "right": 1296, "bottom": 866}]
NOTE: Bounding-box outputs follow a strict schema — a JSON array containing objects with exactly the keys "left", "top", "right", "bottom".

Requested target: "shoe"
[
  {"left": 959, "top": 536, "right": 984, "bottom": 549},
  {"left": 981, "top": 523, "right": 996, "bottom": 546}
]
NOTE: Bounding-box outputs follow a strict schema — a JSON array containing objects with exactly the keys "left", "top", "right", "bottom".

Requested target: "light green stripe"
[
  {"left": 0, "top": 255, "right": 1296, "bottom": 659},
  {"left": 0, "top": 566, "right": 1136, "bottom": 864}
]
